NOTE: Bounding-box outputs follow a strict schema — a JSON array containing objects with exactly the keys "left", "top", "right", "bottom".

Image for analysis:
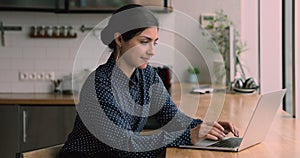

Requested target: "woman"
[{"left": 60, "top": 4, "right": 239, "bottom": 158}]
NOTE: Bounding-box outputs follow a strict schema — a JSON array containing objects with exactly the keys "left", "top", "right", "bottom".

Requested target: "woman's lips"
[
  {"left": 141, "top": 57, "right": 150, "bottom": 63},
  {"left": 139, "top": 57, "right": 150, "bottom": 69}
]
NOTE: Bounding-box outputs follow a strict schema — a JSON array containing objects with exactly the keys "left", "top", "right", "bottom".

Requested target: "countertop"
[
  {"left": 0, "top": 83, "right": 254, "bottom": 105},
  {"left": 0, "top": 93, "right": 78, "bottom": 105}
]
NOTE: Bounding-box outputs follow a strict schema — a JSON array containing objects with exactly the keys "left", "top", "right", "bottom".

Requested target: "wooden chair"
[{"left": 17, "top": 144, "right": 63, "bottom": 158}]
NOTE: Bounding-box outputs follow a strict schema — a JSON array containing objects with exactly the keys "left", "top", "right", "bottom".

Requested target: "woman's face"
[{"left": 118, "top": 27, "right": 159, "bottom": 69}]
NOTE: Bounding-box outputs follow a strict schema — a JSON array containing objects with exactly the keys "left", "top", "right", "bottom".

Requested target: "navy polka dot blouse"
[{"left": 60, "top": 54, "right": 202, "bottom": 158}]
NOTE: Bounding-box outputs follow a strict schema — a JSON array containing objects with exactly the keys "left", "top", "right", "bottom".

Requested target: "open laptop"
[{"left": 179, "top": 89, "right": 286, "bottom": 152}]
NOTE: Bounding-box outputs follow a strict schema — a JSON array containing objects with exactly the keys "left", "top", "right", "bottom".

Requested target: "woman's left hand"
[{"left": 218, "top": 121, "right": 239, "bottom": 137}]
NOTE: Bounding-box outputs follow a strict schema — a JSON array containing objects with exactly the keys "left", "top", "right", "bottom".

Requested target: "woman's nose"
[{"left": 147, "top": 44, "right": 156, "bottom": 56}]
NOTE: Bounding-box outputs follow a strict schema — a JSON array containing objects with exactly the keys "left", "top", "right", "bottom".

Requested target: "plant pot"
[{"left": 188, "top": 74, "right": 198, "bottom": 83}]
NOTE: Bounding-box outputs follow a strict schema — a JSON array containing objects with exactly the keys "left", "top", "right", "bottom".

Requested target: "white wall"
[
  {"left": 259, "top": 0, "right": 283, "bottom": 93},
  {"left": 0, "top": 11, "right": 174, "bottom": 93},
  {"left": 240, "top": 0, "right": 259, "bottom": 84},
  {"left": 0, "top": 12, "right": 109, "bottom": 93},
  {"left": 1, "top": 0, "right": 281, "bottom": 94},
  {"left": 0, "top": 1, "right": 244, "bottom": 93},
  {"left": 172, "top": 0, "right": 283, "bottom": 94},
  {"left": 172, "top": 0, "right": 242, "bottom": 83}
]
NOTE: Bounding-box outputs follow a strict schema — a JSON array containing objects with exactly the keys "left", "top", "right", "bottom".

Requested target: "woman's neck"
[{"left": 116, "top": 59, "right": 135, "bottom": 78}]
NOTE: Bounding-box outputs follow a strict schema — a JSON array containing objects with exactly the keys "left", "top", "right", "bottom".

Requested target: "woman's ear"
[{"left": 114, "top": 32, "right": 123, "bottom": 48}]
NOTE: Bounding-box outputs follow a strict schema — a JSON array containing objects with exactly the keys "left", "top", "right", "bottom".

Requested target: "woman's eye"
[
  {"left": 140, "top": 41, "right": 149, "bottom": 45},
  {"left": 140, "top": 40, "right": 158, "bottom": 46}
]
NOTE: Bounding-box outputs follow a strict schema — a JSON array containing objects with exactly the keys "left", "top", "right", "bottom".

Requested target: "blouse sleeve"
[{"left": 148, "top": 69, "right": 203, "bottom": 146}]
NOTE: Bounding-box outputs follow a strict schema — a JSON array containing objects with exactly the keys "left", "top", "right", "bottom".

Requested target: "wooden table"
[{"left": 167, "top": 83, "right": 300, "bottom": 158}]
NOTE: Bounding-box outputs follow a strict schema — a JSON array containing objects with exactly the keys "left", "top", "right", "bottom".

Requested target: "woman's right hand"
[{"left": 190, "top": 121, "right": 239, "bottom": 145}]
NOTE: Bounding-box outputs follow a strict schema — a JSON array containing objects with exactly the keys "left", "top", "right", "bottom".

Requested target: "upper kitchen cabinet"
[
  {"left": 0, "top": 0, "right": 172, "bottom": 13},
  {"left": 0, "top": 0, "right": 63, "bottom": 12},
  {"left": 66, "top": 0, "right": 171, "bottom": 13}
]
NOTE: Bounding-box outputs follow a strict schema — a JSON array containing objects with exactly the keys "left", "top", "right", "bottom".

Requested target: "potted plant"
[
  {"left": 187, "top": 67, "right": 200, "bottom": 83},
  {"left": 205, "top": 10, "right": 247, "bottom": 85},
  {"left": 206, "top": 10, "right": 247, "bottom": 58}
]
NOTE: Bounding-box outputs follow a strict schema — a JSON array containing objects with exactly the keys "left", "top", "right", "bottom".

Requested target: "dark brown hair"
[{"left": 101, "top": 4, "right": 159, "bottom": 51}]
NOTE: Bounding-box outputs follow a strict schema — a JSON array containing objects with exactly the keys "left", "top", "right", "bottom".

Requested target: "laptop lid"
[
  {"left": 239, "top": 89, "right": 286, "bottom": 151},
  {"left": 179, "top": 89, "right": 286, "bottom": 152}
]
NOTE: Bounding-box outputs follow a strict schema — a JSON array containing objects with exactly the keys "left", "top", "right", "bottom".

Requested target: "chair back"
[{"left": 17, "top": 144, "right": 63, "bottom": 158}]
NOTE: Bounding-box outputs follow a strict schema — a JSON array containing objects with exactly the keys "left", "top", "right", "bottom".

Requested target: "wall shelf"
[{"left": 29, "top": 34, "right": 77, "bottom": 39}]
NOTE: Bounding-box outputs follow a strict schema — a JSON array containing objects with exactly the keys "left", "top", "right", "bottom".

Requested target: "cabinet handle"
[{"left": 23, "top": 110, "right": 27, "bottom": 143}]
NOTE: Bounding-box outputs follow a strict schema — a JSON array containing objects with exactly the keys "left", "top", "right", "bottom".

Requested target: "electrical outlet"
[
  {"left": 19, "top": 71, "right": 55, "bottom": 81},
  {"left": 19, "top": 72, "right": 29, "bottom": 80},
  {"left": 36, "top": 72, "right": 45, "bottom": 80},
  {"left": 28, "top": 72, "right": 37, "bottom": 80},
  {"left": 44, "top": 72, "right": 55, "bottom": 80}
]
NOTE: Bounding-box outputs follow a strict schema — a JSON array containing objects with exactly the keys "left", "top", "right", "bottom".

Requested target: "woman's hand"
[
  {"left": 218, "top": 121, "right": 239, "bottom": 137},
  {"left": 190, "top": 121, "right": 239, "bottom": 145}
]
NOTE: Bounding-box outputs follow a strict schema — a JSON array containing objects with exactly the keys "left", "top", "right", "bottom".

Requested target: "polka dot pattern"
[{"left": 60, "top": 54, "right": 202, "bottom": 157}]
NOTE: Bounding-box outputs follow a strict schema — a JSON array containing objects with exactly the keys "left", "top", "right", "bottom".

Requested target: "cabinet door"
[
  {"left": 20, "top": 105, "right": 76, "bottom": 151},
  {"left": 0, "top": 0, "right": 58, "bottom": 10},
  {"left": 0, "top": 105, "right": 20, "bottom": 158},
  {"left": 67, "top": 0, "right": 169, "bottom": 12}
]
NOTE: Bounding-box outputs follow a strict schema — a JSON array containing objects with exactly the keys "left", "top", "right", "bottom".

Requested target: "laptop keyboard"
[{"left": 208, "top": 138, "right": 242, "bottom": 148}]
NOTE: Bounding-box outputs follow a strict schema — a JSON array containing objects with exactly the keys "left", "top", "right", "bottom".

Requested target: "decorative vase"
[{"left": 188, "top": 74, "right": 198, "bottom": 83}]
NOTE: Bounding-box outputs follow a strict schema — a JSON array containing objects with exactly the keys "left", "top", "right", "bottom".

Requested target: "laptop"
[{"left": 179, "top": 89, "right": 286, "bottom": 152}]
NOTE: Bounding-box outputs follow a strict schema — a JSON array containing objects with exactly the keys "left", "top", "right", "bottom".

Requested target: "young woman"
[{"left": 59, "top": 4, "right": 239, "bottom": 158}]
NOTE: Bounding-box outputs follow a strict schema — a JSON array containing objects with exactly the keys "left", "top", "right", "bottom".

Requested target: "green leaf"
[{"left": 188, "top": 67, "right": 200, "bottom": 74}]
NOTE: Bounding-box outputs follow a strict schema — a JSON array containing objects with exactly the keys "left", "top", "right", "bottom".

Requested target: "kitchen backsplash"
[{"left": 0, "top": 12, "right": 174, "bottom": 93}]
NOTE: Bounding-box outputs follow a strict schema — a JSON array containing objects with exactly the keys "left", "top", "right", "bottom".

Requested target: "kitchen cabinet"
[
  {"left": 0, "top": 0, "right": 171, "bottom": 13},
  {"left": 0, "top": 104, "right": 76, "bottom": 158},
  {"left": 66, "top": 0, "right": 171, "bottom": 13},
  {"left": 0, "top": 0, "right": 62, "bottom": 12}
]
